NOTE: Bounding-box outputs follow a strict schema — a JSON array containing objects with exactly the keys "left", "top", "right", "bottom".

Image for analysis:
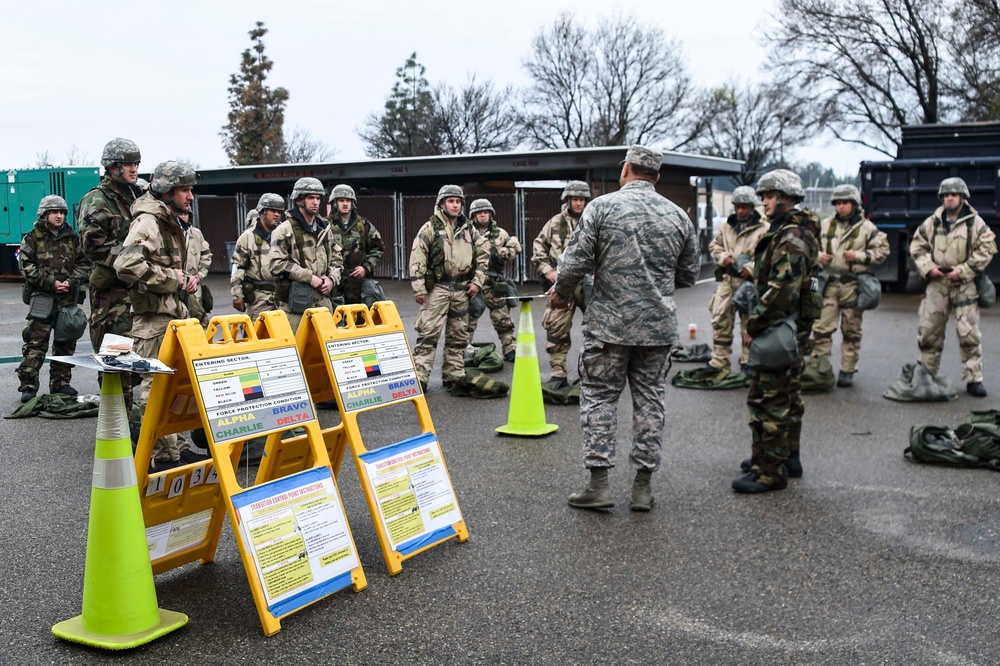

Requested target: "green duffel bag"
[
  {"left": 747, "top": 315, "right": 798, "bottom": 371},
  {"left": 54, "top": 304, "right": 88, "bottom": 342},
  {"left": 856, "top": 272, "right": 882, "bottom": 311},
  {"left": 464, "top": 342, "right": 503, "bottom": 373}
]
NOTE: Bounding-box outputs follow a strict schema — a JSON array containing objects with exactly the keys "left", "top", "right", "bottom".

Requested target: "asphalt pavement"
[{"left": 0, "top": 274, "right": 998, "bottom": 665}]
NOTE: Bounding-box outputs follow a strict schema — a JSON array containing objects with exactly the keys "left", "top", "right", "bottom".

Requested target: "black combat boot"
[
  {"left": 568, "top": 468, "right": 614, "bottom": 509},
  {"left": 732, "top": 467, "right": 788, "bottom": 493},
  {"left": 741, "top": 453, "right": 801, "bottom": 478},
  {"left": 20, "top": 389, "right": 37, "bottom": 404},
  {"left": 54, "top": 385, "right": 78, "bottom": 397},
  {"left": 630, "top": 469, "right": 654, "bottom": 512},
  {"left": 504, "top": 350, "right": 516, "bottom": 363},
  {"left": 837, "top": 371, "right": 855, "bottom": 387},
  {"left": 967, "top": 382, "right": 988, "bottom": 397}
]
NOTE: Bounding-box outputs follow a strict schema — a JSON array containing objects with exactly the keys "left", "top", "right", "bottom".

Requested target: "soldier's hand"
[
  {"left": 54, "top": 280, "right": 70, "bottom": 294},
  {"left": 175, "top": 269, "right": 186, "bottom": 284},
  {"left": 741, "top": 268, "right": 753, "bottom": 279},
  {"left": 844, "top": 250, "right": 856, "bottom": 262},
  {"left": 310, "top": 274, "right": 324, "bottom": 290},
  {"left": 318, "top": 276, "right": 334, "bottom": 295},
  {"left": 928, "top": 267, "right": 945, "bottom": 280},
  {"left": 416, "top": 294, "right": 427, "bottom": 305},
  {"left": 549, "top": 292, "right": 570, "bottom": 309},
  {"left": 467, "top": 283, "right": 480, "bottom": 298},
  {"left": 233, "top": 297, "right": 246, "bottom": 312},
  {"left": 545, "top": 270, "right": 557, "bottom": 284},
  {"left": 743, "top": 332, "right": 754, "bottom": 348},
  {"left": 185, "top": 275, "right": 199, "bottom": 293},
  {"left": 819, "top": 253, "right": 833, "bottom": 265},
  {"left": 721, "top": 255, "right": 734, "bottom": 268},
  {"left": 946, "top": 269, "right": 962, "bottom": 283},
  {"left": 350, "top": 266, "right": 366, "bottom": 279}
]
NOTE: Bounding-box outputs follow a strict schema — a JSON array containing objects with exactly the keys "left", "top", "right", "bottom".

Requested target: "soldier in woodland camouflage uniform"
[
  {"left": 556, "top": 146, "right": 699, "bottom": 512},
  {"left": 267, "top": 177, "right": 343, "bottom": 332},
  {"left": 16, "top": 196, "right": 90, "bottom": 402},
  {"left": 467, "top": 198, "right": 522, "bottom": 361},
  {"left": 232, "top": 194, "right": 284, "bottom": 321},
  {"left": 328, "top": 184, "right": 385, "bottom": 306},
  {"left": 115, "top": 161, "right": 208, "bottom": 470},
  {"left": 178, "top": 210, "right": 212, "bottom": 326},
  {"left": 692, "top": 186, "right": 769, "bottom": 378},
  {"left": 78, "top": 138, "right": 142, "bottom": 353},
  {"left": 532, "top": 180, "right": 590, "bottom": 383},
  {"left": 409, "top": 185, "right": 489, "bottom": 392},
  {"left": 810, "top": 184, "right": 890, "bottom": 387},
  {"left": 735, "top": 169, "right": 822, "bottom": 494},
  {"left": 910, "top": 177, "right": 997, "bottom": 397}
]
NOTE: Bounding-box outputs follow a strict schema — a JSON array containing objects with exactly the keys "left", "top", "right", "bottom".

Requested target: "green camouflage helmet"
[
  {"left": 100, "top": 137, "right": 141, "bottom": 167},
  {"left": 731, "top": 185, "right": 759, "bottom": 206},
  {"left": 830, "top": 184, "right": 861, "bottom": 206},
  {"left": 468, "top": 198, "right": 495, "bottom": 216},
  {"left": 330, "top": 184, "right": 356, "bottom": 203},
  {"left": 149, "top": 161, "right": 198, "bottom": 195},
  {"left": 756, "top": 169, "right": 804, "bottom": 201},
  {"left": 436, "top": 184, "right": 465, "bottom": 206},
  {"left": 256, "top": 193, "right": 286, "bottom": 213},
  {"left": 291, "top": 177, "right": 325, "bottom": 202},
  {"left": 37, "top": 195, "right": 68, "bottom": 218},
  {"left": 938, "top": 177, "right": 970, "bottom": 198},
  {"left": 561, "top": 180, "right": 591, "bottom": 200}
]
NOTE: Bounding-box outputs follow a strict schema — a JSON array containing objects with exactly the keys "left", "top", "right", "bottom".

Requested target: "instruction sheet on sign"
[
  {"left": 326, "top": 332, "right": 421, "bottom": 411},
  {"left": 233, "top": 468, "right": 359, "bottom": 611},
  {"left": 359, "top": 433, "right": 462, "bottom": 551}
]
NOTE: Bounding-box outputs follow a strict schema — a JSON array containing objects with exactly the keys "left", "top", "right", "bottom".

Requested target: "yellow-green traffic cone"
[
  {"left": 496, "top": 299, "right": 558, "bottom": 437},
  {"left": 52, "top": 372, "right": 187, "bottom": 650}
]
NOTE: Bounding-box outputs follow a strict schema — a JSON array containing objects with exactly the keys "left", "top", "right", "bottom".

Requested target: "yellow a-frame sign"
[
  {"left": 135, "top": 312, "right": 366, "bottom": 636},
  {"left": 280, "top": 302, "right": 469, "bottom": 575}
]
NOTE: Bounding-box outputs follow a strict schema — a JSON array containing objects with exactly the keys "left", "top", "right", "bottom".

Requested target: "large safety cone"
[
  {"left": 496, "top": 298, "right": 558, "bottom": 436},
  {"left": 52, "top": 372, "right": 187, "bottom": 649}
]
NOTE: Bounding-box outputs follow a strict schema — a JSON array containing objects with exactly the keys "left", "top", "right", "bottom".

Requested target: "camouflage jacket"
[
  {"left": 554, "top": 180, "right": 699, "bottom": 346},
  {"left": 747, "top": 208, "right": 821, "bottom": 337},
  {"left": 114, "top": 194, "right": 188, "bottom": 323},
  {"left": 820, "top": 210, "right": 890, "bottom": 276},
  {"left": 181, "top": 222, "right": 212, "bottom": 299},
  {"left": 267, "top": 209, "right": 343, "bottom": 297},
  {"left": 409, "top": 210, "right": 489, "bottom": 297},
  {"left": 20, "top": 219, "right": 90, "bottom": 306},
  {"left": 709, "top": 210, "right": 769, "bottom": 278},
  {"left": 78, "top": 174, "right": 139, "bottom": 286},
  {"left": 473, "top": 219, "right": 521, "bottom": 277},
  {"left": 330, "top": 210, "right": 385, "bottom": 276},
  {"left": 532, "top": 204, "right": 578, "bottom": 279},
  {"left": 230, "top": 224, "right": 273, "bottom": 300},
  {"left": 910, "top": 204, "right": 997, "bottom": 282}
]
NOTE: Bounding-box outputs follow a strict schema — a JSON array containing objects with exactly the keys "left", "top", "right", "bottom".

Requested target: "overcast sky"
[{"left": 2, "top": 0, "right": 884, "bottom": 178}]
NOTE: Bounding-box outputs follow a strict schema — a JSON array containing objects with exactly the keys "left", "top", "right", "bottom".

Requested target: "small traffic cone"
[
  {"left": 52, "top": 373, "right": 187, "bottom": 649},
  {"left": 496, "top": 299, "right": 558, "bottom": 437}
]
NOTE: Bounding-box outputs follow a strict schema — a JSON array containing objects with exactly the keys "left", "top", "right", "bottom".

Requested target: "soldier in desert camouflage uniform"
[
  {"left": 810, "top": 184, "right": 890, "bottom": 387},
  {"left": 735, "top": 169, "right": 822, "bottom": 494},
  {"left": 328, "top": 184, "right": 386, "bottom": 307},
  {"left": 556, "top": 146, "right": 699, "bottom": 512},
  {"left": 466, "top": 198, "right": 522, "bottom": 361},
  {"left": 532, "top": 180, "right": 590, "bottom": 383},
  {"left": 16, "top": 196, "right": 90, "bottom": 403},
  {"left": 409, "top": 185, "right": 489, "bottom": 392},
  {"left": 179, "top": 210, "right": 212, "bottom": 326},
  {"left": 267, "top": 177, "right": 343, "bottom": 332},
  {"left": 910, "top": 177, "right": 997, "bottom": 397},
  {"left": 232, "top": 194, "right": 284, "bottom": 321}
]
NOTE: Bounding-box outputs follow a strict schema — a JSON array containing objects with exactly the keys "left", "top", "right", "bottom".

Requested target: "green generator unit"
[{"left": 2, "top": 166, "right": 101, "bottom": 277}]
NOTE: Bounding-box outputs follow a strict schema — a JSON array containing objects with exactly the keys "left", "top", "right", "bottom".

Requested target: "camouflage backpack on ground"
[
  {"left": 905, "top": 422, "right": 1000, "bottom": 470},
  {"left": 542, "top": 378, "right": 581, "bottom": 405},
  {"left": 463, "top": 342, "right": 504, "bottom": 373},
  {"left": 449, "top": 369, "right": 509, "bottom": 398}
]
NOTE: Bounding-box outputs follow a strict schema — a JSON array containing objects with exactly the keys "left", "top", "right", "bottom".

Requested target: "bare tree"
[
  {"left": 34, "top": 150, "right": 52, "bottom": 168},
  {"left": 63, "top": 145, "right": 91, "bottom": 166},
  {"left": 765, "top": 0, "right": 949, "bottom": 157},
  {"left": 431, "top": 77, "right": 522, "bottom": 154},
  {"left": 947, "top": 0, "right": 1000, "bottom": 120},
  {"left": 282, "top": 127, "right": 338, "bottom": 163}
]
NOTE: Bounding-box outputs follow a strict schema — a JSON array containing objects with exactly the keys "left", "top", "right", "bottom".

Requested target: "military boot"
[
  {"left": 20, "top": 389, "right": 37, "bottom": 404},
  {"left": 503, "top": 350, "right": 516, "bottom": 363},
  {"left": 630, "top": 469, "right": 654, "bottom": 512},
  {"left": 689, "top": 363, "right": 728, "bottom": 381},
  {"left": 967, "top": 382, "right": 988, "bottom": 397},
  {"left": 732, "top": 467, "right": 788, "bottom": 494},
  {"left": 742, "top": 453, "right": 802, "bottom": 478},
  {"left": 54, "top": 385, "right": 79, "bottom": 397},
  {"left": 837, "top": 371, "right": 855, "bottom": 387},
  {"left": 568, "top": 467, "right": 614, "bottom": 509}
]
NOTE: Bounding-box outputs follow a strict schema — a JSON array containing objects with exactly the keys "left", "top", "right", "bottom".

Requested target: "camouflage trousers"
[
  {"left": 747, "top": 339, "right": 807, "bottom": 480},
  {"left": 917, "top": 279, "right": 983, "bottom": 382},
  {"left": 278, "top": 296, "right": 332, "bottom": 334},
  {"left": 246, "top": 291, "right": 277, "bottom": 323},
  {"left": 467, "top": 286, "right": 516, "bottom": 355},
  {"left": 811, "top": 280, "right": 864, "bottom": 373},
  {"left": 88, "top": 285, "right": 132, "bottom": 352},
  {"left": 413, "top": 286, "right": 471, "bottom": 385},
  {"left": 16, "top": 314, "right": 77, "bottom": 392},
  {"left": 133, "top": 318, "right": 189, "bottom": 463},
  {"left": 579, "top": 338, "right": 673, "bottom": 471},
  {"left": 542, "top": 286, "right": 584, "bottom": 377},
  {"left": 709, "top": 277, "right": 750, "bottom": 369}
]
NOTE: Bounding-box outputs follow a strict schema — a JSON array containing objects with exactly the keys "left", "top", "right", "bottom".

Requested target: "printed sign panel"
[{"left": 326, "top": 332, "right": 421, "bottom": 412}]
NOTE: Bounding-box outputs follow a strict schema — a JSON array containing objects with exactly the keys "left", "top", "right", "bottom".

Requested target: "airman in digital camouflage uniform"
[
  {"left": 910, "top": 177, "right": 997, "bottom": 396},
  {"left": 409, "top": 185, "right": 489, "bottom": 392},
  {"left": 556, "top": 146, "right": 699, "bottom": 512},
  {"left": 691, "top": 185, "right": 770, "bottom": 378},
  {"left": 16, "top": 196, "right": 90, "bottom": 403},
  {"left": 810, "top": 184, "right": 890, "bottom": 387},
  {"left": 267, "top": 177, "right": 344, "bottom": 332},
  {"left": 231, "top": 194, "right": 284, "bottom": 321},
  {"left": 467, "top": 198, "right": 522, "bottom": 361},
  {"left": 532, "top": 180, "right": 590, "bottom": 384},
  {"left": 115, "top": 161, "right": 207, "bottom": 470},
  {"left": 328, "top": 184, "right": 385, "bottom": 307},
  {"left": 735, "top": 169, "right": 822, "bottom": 494}
]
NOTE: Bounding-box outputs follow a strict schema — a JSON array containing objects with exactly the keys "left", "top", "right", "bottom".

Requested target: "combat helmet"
[
  {"left": 561, "top": 180, "right": 591, "bottom": 200},
  {"left": 330, "top": 184, "right": 356, "bottom": 203},
  {"left": 256, "top": 193, "right": 286, "bottom": 213},
  {"left": 135, "top": 177, "right": 150, "bottom": 192},
  {"left": 938, "top": 177, "right": 970, "bottom": 198},
  {"left": 37, "top": 195, "right": 68, "bottom": 218},
  {"left": 755, "top": 169, "right": 804, "bottom": 201},
  {"left": 436, "top": 184, "right": 465, "bottom": 206},
  {"left": 150, "top": 161, "right": 199, "bottom": 195},
  {"left": 100, "top": 138, "right": 141, "bottom": 167},
  {"left": 731, "top": 186, "right": 759, "bottom": 206},
  {"left": 830, "top": 184, "right": 861, "bottom": 206},
  {"left": 468, "top": 198, "right": 495, "bottom": 216},
  {"left": 291, "top": 177, "right": 325, "bottom": 202}
]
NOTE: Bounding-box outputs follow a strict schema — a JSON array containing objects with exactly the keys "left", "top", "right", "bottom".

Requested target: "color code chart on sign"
[{"left": 325, "top": 333, "right": 421, "bottom": 411}]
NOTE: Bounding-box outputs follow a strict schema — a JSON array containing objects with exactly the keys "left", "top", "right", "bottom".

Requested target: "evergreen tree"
[{"left": 358, "top": 53, "right": 439, "bottom": 158}]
